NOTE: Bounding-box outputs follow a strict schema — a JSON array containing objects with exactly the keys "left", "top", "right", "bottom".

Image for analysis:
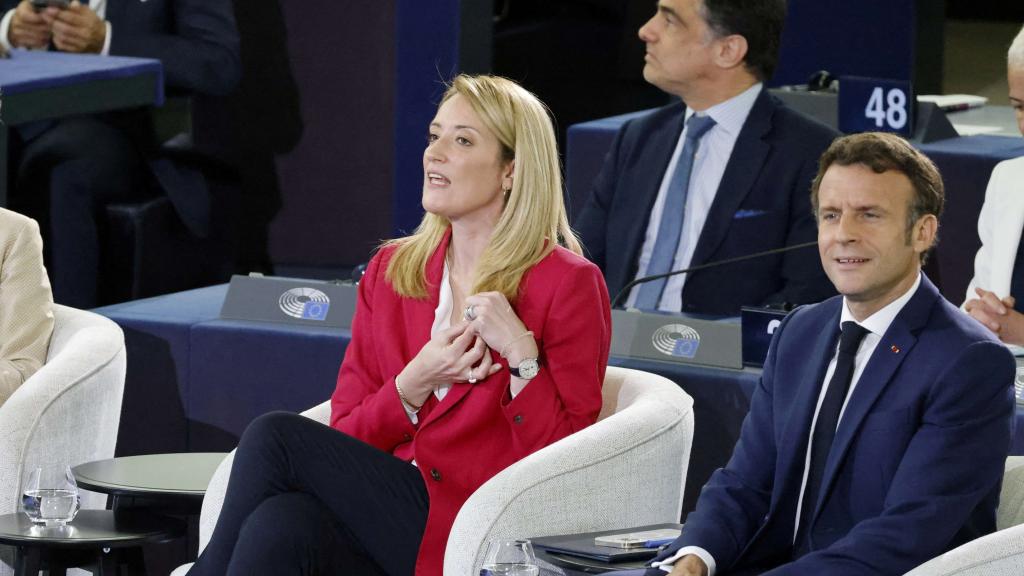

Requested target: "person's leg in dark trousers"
[
  {"left": 227, "top": 492, "right": 387, "bottom": 575},
  {"left": 188, "top": 411, "right": 430, "bottom": 576},
  {"left": 12, "top": 116, "right": 154, "bottom": 308}
]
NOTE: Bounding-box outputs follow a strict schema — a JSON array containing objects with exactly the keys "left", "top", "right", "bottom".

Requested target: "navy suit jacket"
[
  {"left": 658, "top": 275, "right": 1015, "bottom": 575},
  {"left": 575, "top": 90, "right": 838, "bottom": 315}
]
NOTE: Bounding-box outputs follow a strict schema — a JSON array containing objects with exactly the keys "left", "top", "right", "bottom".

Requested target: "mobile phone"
[
  {"left": 594, "top": 528, "right": 681, "bottom": 549},
  {"left": 30, "top": 0, "right": 71, "bottom": 10}
]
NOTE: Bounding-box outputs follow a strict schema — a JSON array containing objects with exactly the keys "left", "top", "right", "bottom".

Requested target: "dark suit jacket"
[
  {"left": 3, "top": 0, "right": 240, "bottom": 236},
  {"left": 330, "top": 229, "right": 610, "bottom": 576},
  {"left": 575, "top": 90, "right": 838, "bottom": 315},
  {"left": 657, "top": 275, "right": 1015, "bottom": 575},
  {"left": 103, "top": 0, "right": 239, "bottom": 96}
]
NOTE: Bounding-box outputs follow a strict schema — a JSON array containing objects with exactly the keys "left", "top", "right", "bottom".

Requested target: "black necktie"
[{"left": 796, "top": 321, "right": 869, "bottom": 548}]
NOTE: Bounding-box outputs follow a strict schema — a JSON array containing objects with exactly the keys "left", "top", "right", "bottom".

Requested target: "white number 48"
[{"left": 865, "top": 87, "right": 908, "bottom": 130}]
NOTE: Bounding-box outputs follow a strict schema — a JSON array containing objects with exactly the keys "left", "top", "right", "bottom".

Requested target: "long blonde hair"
[{"left": 385, "top": 75, "right": 580, "bottom": 301}]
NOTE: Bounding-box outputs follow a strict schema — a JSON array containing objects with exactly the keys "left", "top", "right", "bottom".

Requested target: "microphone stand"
[{"left": 611, "top": 241, "right": 819, "bottom": 309}]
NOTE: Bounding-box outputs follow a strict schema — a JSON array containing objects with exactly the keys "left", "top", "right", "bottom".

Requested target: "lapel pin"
[{"left": 890, "top": 345, "right": 900, "bottom": 353}]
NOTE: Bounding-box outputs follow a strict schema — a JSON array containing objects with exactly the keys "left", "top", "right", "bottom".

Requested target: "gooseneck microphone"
[{"left": 610, "top": 241, "right": 819, "bottom": 310}]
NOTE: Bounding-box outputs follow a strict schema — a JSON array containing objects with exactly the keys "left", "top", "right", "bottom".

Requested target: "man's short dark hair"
[
  {"left": 810, "top": 132, "right": 945, "bottom": 262},
  {"left": 700, "top": 0, "right": 786, "bottom": 82}
]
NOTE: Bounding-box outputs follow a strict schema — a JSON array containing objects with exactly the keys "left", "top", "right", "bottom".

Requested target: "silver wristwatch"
[{"left": 509, "top": 358, "right": 540, "bottom": 380}]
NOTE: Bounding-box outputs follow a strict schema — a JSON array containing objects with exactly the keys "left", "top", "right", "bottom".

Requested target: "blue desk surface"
[
  {"left": 0, "top": 50, "right": 165, "bottom": 206},
  {"left": 0, "top": 50, "right": 164, "bottom": 103},
  {"left": 96, "top": 285, "right": 1024, "bottom": 517}
]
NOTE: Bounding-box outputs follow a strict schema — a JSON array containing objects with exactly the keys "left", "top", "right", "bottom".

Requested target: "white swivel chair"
[
  {"left": 173, "top": 366, "right": 695, "bottom": 575},
  {"left": 0, "top": 305, "right": 127, "bottom": 575},
  {"left": 902, "top": 456, "right": 1024, "bottom": 575}
]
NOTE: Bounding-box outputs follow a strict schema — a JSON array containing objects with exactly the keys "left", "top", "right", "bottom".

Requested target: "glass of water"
[
  {"left": 22, "top": 464, "right": 81, "bottom": 526},
  {"left": 479, "top": 539, "right": 539, "bottom": 576}
]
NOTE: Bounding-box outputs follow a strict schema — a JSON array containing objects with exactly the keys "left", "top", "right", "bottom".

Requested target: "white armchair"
[
  {"left": 902, "top": 456, "right": 1024, "bottom": 576},
  {"left": 0, "top": 305, "right": 127, "bottom": 574},
  {"left": 173, "top": 366, "right": 695, "bottom": 576}
]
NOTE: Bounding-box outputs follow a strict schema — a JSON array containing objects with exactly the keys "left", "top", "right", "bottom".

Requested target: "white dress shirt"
[
  {"left": 1, "top": 0, "right": 111, "bottom": 54},
  {"left": 791, "top": 273, "right": 921, "bottom": 539},
  {"left": 626, "top": 83, "right": 763, "bottom": 311},
  {"left": 656, "top": 274, "right": 922, "bottom": 575}
]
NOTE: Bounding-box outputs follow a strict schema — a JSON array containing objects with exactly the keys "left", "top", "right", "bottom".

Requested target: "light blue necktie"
[{"left": 633, "top": 114, "right": 716, "bottom": 310}]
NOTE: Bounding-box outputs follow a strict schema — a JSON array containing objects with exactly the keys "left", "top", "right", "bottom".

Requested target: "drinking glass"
[
  {"left": 21, "top": 464, "right": 81, "bottom": 526},
  {"left": 479, "top": 539, "right": 539, "bottom": 576}
]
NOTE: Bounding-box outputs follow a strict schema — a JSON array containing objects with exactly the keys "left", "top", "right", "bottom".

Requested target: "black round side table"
[{"left": 0, "top": 510, "right": 184, "bottom": 576}]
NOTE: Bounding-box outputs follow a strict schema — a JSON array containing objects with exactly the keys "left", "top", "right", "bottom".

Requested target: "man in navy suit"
[
  {"left": 575, "top": 0, "right": 837, "bottom": 315},
  {"left": 1, "top": 0, "right": 239, "bottom": 307},
  {"left": 615, "top": 132, "right": 1016, "bottom": 576}
]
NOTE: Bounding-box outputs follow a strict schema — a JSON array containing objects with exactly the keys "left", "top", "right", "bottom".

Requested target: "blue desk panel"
[
  {"left": 98, "top": 286, "right": 1024, "bottom": 519},
  {"left": 95, "top": 284, "right": 227, "bottom": 456},
  {"left": 97, "top": 284, "right": 351, "bottom": 454},
  {"left": 189, "top": 320, "right": 349, "bottom": 451}
]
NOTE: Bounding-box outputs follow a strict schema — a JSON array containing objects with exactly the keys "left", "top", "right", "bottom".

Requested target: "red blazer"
[{"left": 330, "top": 230, "right": 610, "bottom": 576}]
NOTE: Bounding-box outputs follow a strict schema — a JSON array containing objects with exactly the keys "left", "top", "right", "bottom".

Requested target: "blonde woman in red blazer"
[{"left": 188, "top": 75, "right": 611, "bottom": 576}]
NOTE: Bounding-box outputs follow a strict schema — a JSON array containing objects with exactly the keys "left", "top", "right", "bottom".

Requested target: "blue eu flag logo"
[{"left": 302, "top": 302, "right": 330, "bottom": 320}]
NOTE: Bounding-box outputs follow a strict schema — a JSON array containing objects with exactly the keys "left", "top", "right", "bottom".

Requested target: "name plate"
[
  {"left": 611, "top": 309, "right": 742, "bottom": 370},
  {"left": 220, "top": 274, "right": 358, "bottom": 328},
  {"left": 740, "top": 307, "right": 790, "bottom": 367},
  {"left": 838, "top": 76, "right": 914, "bottom": 137}
]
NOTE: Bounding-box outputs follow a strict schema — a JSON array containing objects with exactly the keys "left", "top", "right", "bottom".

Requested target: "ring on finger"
[
  {"left": 464, "top": 304, "right": 477, "bottom": 321},
  {"left": 467, "top": 368, "right": 478, "bottom": 384}
]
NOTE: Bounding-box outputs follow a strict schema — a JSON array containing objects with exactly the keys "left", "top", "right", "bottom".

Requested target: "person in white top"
[
  {"left": 962, "top": 24, "right": 1024, "bottom": 347},
  {"left": 609, "top": 133, "right": 1015, "bottom": 576}
]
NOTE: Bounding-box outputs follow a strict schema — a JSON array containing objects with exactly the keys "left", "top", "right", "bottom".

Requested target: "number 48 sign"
[{"left": 838, "top": 76, "right": 914, "bottom": 137}]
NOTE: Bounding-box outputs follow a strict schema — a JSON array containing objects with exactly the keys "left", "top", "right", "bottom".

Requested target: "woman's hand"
[
  {"left": 965, "top": 287, "right": 1024, "bottom": 346},
  {"left": 463, "top": 292, "right": 538, "bottom": 365},
  {"left": 396, "top": 322, "right": 502, "bottom": 407}
]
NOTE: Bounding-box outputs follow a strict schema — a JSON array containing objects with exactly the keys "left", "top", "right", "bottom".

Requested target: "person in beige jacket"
[{"left": 0, "top": 207, "right": 54, "bottom": 404}]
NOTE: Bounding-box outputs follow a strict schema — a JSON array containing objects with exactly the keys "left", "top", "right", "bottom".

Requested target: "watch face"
[{"left": 517, "top": 358, "right": 540, "bottom": 379}]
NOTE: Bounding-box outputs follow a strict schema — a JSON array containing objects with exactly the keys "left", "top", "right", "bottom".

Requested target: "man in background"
[
  {"left": 1, "top": 0, "right": 239, "bottom": 307},
  {"left": 576, "top": 0, "right": 837, "bottom": 314}
]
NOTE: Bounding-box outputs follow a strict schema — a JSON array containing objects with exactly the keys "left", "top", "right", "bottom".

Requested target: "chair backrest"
[
  {"left": 443, "top": 366, "right": 694, "bottom": 574},
  {"left": 0, "top": 305, "right": 126, "bottom": 515},
  {"left": 997, "top": 456, "right": 1024, "bottom": 530},
  {"left": 190, "top": 366, "right": 694, "bottom": 576}
]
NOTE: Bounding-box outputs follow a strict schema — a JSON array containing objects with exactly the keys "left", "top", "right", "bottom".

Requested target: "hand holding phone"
[
  {"left": 9, "top": 0, "right": 52, "bottom": 49},
  {"left": 30, "top": 0, "right": 71, "bottom": 10}
]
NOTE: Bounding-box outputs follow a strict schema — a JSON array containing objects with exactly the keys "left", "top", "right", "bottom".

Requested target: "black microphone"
[{"left": 610, "top": 241, "right": 819, "bottom": 310}]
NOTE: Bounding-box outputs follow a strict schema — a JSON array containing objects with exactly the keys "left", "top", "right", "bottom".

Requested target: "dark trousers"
[
  {"left": 187, "top": 412, "right": 430, "bottom": 576},
  {"left": 11, "top": 115, "right": 155, "bottom": 308}
]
